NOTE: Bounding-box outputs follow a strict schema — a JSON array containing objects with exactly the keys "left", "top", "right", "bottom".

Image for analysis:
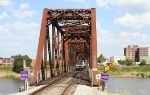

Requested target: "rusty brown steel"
[
  {"left": 31, "top": 8, "right": 49, "bottom": 85},
  {"left": 31, "top": 8, "right": 98, "bottom": 86},
  {"left": 90, "top": 8, "right": 97, "bottom": 86}
]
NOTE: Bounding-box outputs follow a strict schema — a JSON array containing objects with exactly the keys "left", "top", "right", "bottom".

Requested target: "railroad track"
[{"left": 30, "top": 71, "right": 81, "bottom": 95}]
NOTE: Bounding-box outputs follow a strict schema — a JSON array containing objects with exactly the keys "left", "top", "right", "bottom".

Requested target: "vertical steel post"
[
  {"left": 52, "top": 24, "right": 55, "bottom": 76},
  {"left": 31, "top": 8, "right": 49, "bottom": 85},
  {"left": 91, "top": 8, "right": 97, "bottom": 86}
]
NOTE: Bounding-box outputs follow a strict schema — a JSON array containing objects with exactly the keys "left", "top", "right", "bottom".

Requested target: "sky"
[{"left": 0, "top": 0, "right": 150, "bottom": 59}]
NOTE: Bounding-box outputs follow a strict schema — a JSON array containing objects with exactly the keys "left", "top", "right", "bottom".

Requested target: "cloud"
[
  {"left": 65, "top": 0, "right": 86, "bottom": 3},
  {"left": 0, "top": 25, "right": 13, "bottom": 39},
  {"left": 7, "top": 3, "right": 38, "bottom": 19},
  {"left": 118, "top": 32, "right": 150, "bottom": 47},
  {"left": 5, "top": 22, "right": 39, "bottom": 30},
  {"left": 0, "top": 0, "right": 15, "bottom": 6},
  {"left": 0, "top": 21, "right": 40, "bottom": 58},
  {"left": 96, "top": 22, "right": 118, "bottom": 44},
  {"left": 96, "top": 22, "right": 150, "bottom": 57},
  {"left": 95, "top": 0, "right": 109, "bottom": 7},
  {"left": 95, "top": 0, "right": 150, "bottom": 14},
  {"left": 114, "top": 12, "right": 150, "bottom": 29},
  {"left": 0, "top": 22, "right": 39, "bottom": 40},
  {"left": 77, "top": 0, "right": 92, "bottom": 8},
  {"left": 13, "top": 10, "right": 37, "bottom": 19},
  {"left": 9, "top": 42, "right": 20, "bottom": 46},
  {"left": 0, "top": 11, "right": 9, "bottom": 19},
  {"left": 20, "top": 3, "right": 29, "bottom": 9}
]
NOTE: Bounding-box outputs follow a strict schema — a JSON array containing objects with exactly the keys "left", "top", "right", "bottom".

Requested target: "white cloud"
[
  {"left": 4, "top": 3, "right": 38, "bottom": 19},
  {"left": 0, "top": 11, "right": 9, "bottom": 19},
  {"left": 20, "top": 3, "right": 29, "bottom": 9},
  {"left": 5, "top": 22, "right": 38, "bottom": 30},
  {"left": 13, "top": 10, "right": 37, "bottom": 19},
  {"left": 96, "top": 22, "right": 150, "bottom": 57},
  {"left": 0, "top": 0, "right": 15, "bottom": 7},
  {"left": 76, "top": 0, "right": 92, "bottom": 8},
  {"left": 96, "top": 0, "right": 150, "bottom": 14},
  {"left": 118, "top": 32, "right": 150, "bottom": 47},
  {"left": 114, "top": 12, "right": 150, "bottom": 29},
  {"left": 65, "top": 0, "right": 86, "bottom": 3},
  {"left": 95, "top": 0, "right": 108, "bottom": 7},
  {"left": 9, "top": 42, "right": 20, "bottom": 46},
  {"left": 0, "top": 22, "right": 39, "bottom": 41},
  {"left": 0, "top": 25, "right": 13, "bottom": 39},
  {"left": 96, "top": 22, "right": 117, "bottom": 44},
  {"left": 100, "top": 29, "right": 114, "bottom": 38}
]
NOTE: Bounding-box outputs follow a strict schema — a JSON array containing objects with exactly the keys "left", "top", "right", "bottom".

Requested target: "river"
[
  {"left": 0, "top": 77, "right": 150, "bottom": 95},
  {"left": 106, "top": 77, "right": 150, "bottom": 95}
]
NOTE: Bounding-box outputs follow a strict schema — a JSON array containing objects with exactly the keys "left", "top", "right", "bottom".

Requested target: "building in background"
[
  {"left": 110, "top": 56, "right": 125, "bottom": 65},
  {"left": 31, "top": 59, "right": 36, "bottom": 66},
  {"left": 0, "top": 58, "right": 14, "bottom": 66},
  {"left": 0, "top": 57, "right": 3, "bottom": 66},
  {"left": 0, "top": 57, "right": 36, "bottom": 67},
  {"left": 140, "top": 56, "right": 150, "bottom": 65},
  {"left": 124, "top": 45, "right": 148, "bottom": 62}
]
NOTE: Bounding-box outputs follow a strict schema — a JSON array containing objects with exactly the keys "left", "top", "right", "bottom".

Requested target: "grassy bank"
[
  {"left": 1, "top": 66, "right": 150, "bottom": 78},
  {"left": 0, "top": 67, "right": 20, "bottom": 78},
  {"left": 98, "top": 66, "right": 150, "bottom": 78},
  {"left": 0, "top": 67, "right": 35, "bottom": 78},
  {"left": 0, "top": 66, "right": 49, "bottom": 78}
]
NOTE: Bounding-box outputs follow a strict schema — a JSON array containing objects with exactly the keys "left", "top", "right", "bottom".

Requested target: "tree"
[
  {"left": 118, "top": 58, "right": 133, "bottom": 66},
  {"left": 13, "top": 54, "right": 32, "bottom": 73},
  {"left": 140, "top": 59, "right": 146, "bottom": 66},
  {"left": 125, "top": 58, "right": 133, "bottom": 66},
  {"left": 118, "top": 60, "right": 126, "bottom": 65},
  {"left": 97, "top": 54, "right": 106, "bottom": 64}
]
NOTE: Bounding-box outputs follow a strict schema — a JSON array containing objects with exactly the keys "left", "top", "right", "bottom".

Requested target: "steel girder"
[{"left": 31, "top": 8, "right": 97, "bottom": 86}]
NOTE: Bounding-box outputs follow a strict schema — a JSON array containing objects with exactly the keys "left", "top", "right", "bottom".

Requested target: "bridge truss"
[{"left": 31, "top": 8, "right": 97, "bottom": 86}]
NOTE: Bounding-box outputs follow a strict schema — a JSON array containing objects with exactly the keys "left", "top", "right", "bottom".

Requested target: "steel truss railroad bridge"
[{"left": 31, "top": 8, "right": 98, "bottom": 86}]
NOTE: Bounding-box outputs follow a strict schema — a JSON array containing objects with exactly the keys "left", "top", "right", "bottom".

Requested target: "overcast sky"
[{"left": 0, "top": 0, "right": 150, "bottom": 59}]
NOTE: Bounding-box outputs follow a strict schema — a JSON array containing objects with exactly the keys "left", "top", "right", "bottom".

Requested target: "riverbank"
[
  {"left": 98, "top": 66, "right": 150, "bottom": 78},
  {"left": 0, "top": 67, "right": 34, "bottom": 78},
  {"left": 1, "top": 66, "right": 150, "bottom": 78}
]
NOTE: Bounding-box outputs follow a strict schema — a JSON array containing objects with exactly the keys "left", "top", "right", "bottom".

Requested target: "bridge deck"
[
  {"left": 36, "top": 67, "right": 91, "bottom": 86},
  {"left": 36, "top": 72, "right": 71, "bottom": 86}
]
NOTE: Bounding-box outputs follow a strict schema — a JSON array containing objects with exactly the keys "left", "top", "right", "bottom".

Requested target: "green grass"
[
  {"left": 0, "top": 66, "right": 13, "bottom": 71},
  {"left": 98, "top": 66, "right": 150, "bottom": 77}
]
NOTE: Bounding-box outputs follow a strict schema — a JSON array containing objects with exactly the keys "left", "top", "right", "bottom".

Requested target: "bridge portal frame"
[{"left": 31, "top": 8, "right": 98, "bottom": 86}]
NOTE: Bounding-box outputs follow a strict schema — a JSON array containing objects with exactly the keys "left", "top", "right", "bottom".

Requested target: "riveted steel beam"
[{"left": 31, "top": 8, "right": 97, "bottom": 86}]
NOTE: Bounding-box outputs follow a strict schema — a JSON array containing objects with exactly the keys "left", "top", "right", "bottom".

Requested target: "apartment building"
[
  {"left": 0, "top": 58, "right": 14, "bottom": 66},
  {"left": 0, "top": 57, "right": 36, "bottom": 67},
  {"left": 110, "top": 56, "right": 126, "bottom": 65},
  {"left": 124, "top": 45, "right": 148, "bottom": 62}
]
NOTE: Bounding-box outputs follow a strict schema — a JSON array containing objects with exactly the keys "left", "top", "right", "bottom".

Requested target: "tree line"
[
  {"left": 11, "top": 53, "right": 147, "bottom": 73},
  {"left": 97, "top": 54, "right": 147, "bottom": 66},
  {"left": 11, "top": 54, "right": 32, "bottom": 73}
]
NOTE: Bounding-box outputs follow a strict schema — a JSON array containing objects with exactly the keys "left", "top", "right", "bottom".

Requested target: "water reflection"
[
  {"left": 0, "top": 77, "right": 150, "bottom": 95},
  {"left": 0, "top": 78, "right": 32, "bottom": 95},
  {"left": 106, "top": 78, "right": 150, "bottom": 95}
]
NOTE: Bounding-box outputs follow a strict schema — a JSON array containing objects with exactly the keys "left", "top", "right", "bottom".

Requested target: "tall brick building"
[
  {"left": 124, "top": 45, "right": 149, "bottom": 62},
  {"left": 0, "top": 58, "right": 14, "bottom": 66}
]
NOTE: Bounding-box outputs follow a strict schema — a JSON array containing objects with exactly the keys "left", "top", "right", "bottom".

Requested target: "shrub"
[
  {"left": 141, "top": 73, "right": 145, "bottom": 77},
  {"left": 136, "top": 73, "right": 139, "bottom": 76}
]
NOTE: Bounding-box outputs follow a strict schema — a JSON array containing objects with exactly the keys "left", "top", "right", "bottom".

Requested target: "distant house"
[
  {"left": 110, "top": 56, "right": 126, "bottom": 65},
  {"left": 0, "top": 57, "right": 36, "bottom": 67},
  {"left": 0, "top": 58, "right": 14, "bottom": 66},
  {"left": 0, "top": 58, "right": 3, "bottom": 66},
  {"left": 31, "top": 59, "right": 36, "bottom": 66}
]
